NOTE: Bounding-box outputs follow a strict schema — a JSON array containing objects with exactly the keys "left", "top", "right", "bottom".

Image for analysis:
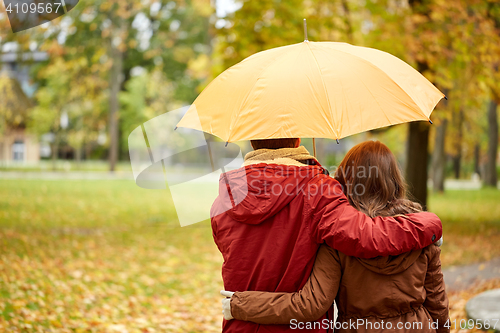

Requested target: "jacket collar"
[{"left": 243, "top": 146, "right": 318, "bottom": 167}]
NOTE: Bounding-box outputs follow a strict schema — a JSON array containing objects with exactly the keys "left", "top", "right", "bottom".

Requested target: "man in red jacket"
[{"left": 211, "top": 138, "right": 442, "bottom": 333}]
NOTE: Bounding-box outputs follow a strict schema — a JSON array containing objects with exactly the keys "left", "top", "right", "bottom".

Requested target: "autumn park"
[{"left": 1, "top": 0, "right": 500, "bottom": 332}]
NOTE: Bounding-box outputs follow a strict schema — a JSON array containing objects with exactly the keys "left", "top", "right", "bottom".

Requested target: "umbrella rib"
[
  {"left": 320, "top": 43, "right": 440, "bottom": 120},
  {"left": 305, "top": 43, "right": 338, "bottom": 139}
]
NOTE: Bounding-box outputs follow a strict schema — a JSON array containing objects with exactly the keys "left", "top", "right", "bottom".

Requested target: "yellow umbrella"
[{"left": 177, "top": 34, "right": 445, "bottom": 145}]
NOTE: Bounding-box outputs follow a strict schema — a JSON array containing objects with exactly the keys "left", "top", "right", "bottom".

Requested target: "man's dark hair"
[{"left": 250, "top": 138, "right": 299, "bottom": 150}]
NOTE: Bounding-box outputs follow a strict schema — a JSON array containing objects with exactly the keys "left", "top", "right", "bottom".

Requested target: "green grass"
[
  {"left": 430, "top": 188, "right": 500, "bottom": 235},
  {"left": 0, "top": 179, "right": 499, "bottom": 331},
  {"left": 0, "top": 179, "right": 223, "bottom": 332},
  {"left": 429, "top": 188, "right": 500, "bottom": 265}
]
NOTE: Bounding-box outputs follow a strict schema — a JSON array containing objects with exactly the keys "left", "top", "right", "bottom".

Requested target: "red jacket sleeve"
[{"left": 305, "top": 175, "right": 442, "bottom": 258}]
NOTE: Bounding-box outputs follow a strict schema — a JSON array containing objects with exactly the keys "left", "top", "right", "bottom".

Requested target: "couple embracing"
[{"left": 210, "top": 138, "right": 449, "bottom": 333}]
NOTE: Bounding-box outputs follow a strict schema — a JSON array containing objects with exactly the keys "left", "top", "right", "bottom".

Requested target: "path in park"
[
  {"left": 0, "top": 171, "right": 133, "bottom": 180},
  {"left": 443, "top": 257, "right": 500, "bottom": 291},
  {"left": 0, "top": 171, "right": 499, "bottom": 185}
]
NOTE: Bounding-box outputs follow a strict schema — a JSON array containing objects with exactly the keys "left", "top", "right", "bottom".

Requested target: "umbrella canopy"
[{"left": 177, "top": 41, "right": 445, "bottom": 142}]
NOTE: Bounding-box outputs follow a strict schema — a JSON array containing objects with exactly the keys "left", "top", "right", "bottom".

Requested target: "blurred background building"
[{"left": 0, "top": 51, "right": 47, "bottom": 165}]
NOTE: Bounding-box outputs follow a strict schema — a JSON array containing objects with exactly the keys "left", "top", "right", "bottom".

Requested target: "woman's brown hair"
[{"left": 334, "top": 140, "right": 422, "bottom": 218}]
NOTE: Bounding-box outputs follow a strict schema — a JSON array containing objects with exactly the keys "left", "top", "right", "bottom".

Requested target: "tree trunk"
[
  {"left": 451, "top": 108, "right": 463, "bottom": 179},
  {"left": 340, "top": 0, "right": 354, "bottom": 42},
  {"left": 432, "top": 118, "right": 447, "bottom": 193},
  {"left": 484, "top": 99, "right": 498, "bottom": 187},
  {"left": 451, "top": 155, "right": 461, "bottom": 179},
  {"left": 406, "top": 122, "right": 430, "bottom": 210},
  {"left": 474, "top": 143, "right": 480, "bottom": 176},
  {"left": 407, "top": 0, "right": 434, "bottom": 210},
  {"left": 51, "top": 132, "right": 60, "bottom": 171},
  {"left": 108, "top": 42, "right": 124, "bottom": 172},
  {"left": 75, "top": 146, "right": 82, "bottom": 170},
  {"left": 316, "top": 138, "right": 325, "bottom": 163},
  {"left": 85, "top": 142, "right": 92, "bottom": 161}
]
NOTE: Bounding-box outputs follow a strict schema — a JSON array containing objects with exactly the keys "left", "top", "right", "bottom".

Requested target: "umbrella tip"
[
  {"left": 429, "top": 119, "right": 433, "bottom": 125},
  {"left": 336, "top": 139, "right": 340, "bottom": 144},
  {"left": 174, "top": 126, "right": 178, "bottom": 130},
  {"left": 444, "top": 96, "right": 448, "bottom": 100},
  {"left": 303, "top": 19, "right": 308, "bottom": 42},
  {"left": 225, "top": 142, "right": 229, "bottom": 147}
]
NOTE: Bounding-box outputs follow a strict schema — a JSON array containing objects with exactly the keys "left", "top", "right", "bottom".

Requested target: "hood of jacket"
[
  {"left": 355, "top": 249, "right": 423, "bottom": 275},
  {"left": 214, "top": 146, "right": 325, "bottom": 225}
]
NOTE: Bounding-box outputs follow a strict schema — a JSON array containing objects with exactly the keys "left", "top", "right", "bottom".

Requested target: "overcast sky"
[{"left": 215, "top": 0, "right": 241, "bottom": 18}]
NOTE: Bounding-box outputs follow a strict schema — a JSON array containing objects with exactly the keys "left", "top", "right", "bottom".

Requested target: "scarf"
[{"left": 243, "top": 146, "right": 318, "bottom": 167}]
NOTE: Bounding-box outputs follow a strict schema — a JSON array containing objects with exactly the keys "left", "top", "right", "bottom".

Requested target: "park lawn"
[
  {"left": 429, "top": 188, "right": 500, "bottom": 266},
  {"left": 0, "top": 179, "right": 223, "bottom": 332},
  {"left": 1, "top": 179, "right": 499, "bottom": 332}
]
